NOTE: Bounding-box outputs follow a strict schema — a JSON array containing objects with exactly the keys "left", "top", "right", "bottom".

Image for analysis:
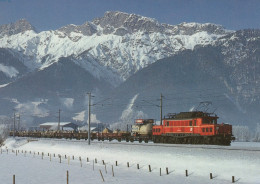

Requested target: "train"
[{"left": 10, "top": 111, "right": 235, "bottom": 146}]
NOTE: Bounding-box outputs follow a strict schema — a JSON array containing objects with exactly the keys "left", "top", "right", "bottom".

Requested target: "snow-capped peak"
[
  {"left": 0, "top": 11, "right": 232, "bottom": 86},
  {"left": 0, "top": 19, "right": 36, "bottom": 38}
]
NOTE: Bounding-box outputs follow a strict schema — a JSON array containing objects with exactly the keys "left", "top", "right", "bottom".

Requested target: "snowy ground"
[{"left": 1, "top": 138, "right": 260, "bottom": 184}]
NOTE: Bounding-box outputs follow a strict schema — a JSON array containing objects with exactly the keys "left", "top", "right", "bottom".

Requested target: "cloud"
[
  {"left": 73, "top": 111, "right": 101, "bottom": 124},
  {"left": 15, "top": 100, "right": 49, "bottom": 118},
  {"left": 60, "top": 98, "right": 74, "bottom": 109}
]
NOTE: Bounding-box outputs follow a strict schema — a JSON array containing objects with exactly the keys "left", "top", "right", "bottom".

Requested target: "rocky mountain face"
[
  {"left": 0, "top": 11, "right": 259, "bottom": 129},
  {"left": 0, "top": 19, "right": 36, "bottom": 38}
]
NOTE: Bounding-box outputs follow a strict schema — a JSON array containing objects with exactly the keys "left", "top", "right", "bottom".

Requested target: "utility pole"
[
  {"left": 17, "top": 114, "right": 20, "bottom": 131},
  {"left": 87, "top": 92, "right": 91, "bottom": 145},
  {"left": 160, "top": 93, "right": 163, "bottom": 126},
  {"left": 58, "top": 109, "right": 61, "bottom": 131},
  {"left": 13, "top": 112, "right": 16, "bottom": 138}
]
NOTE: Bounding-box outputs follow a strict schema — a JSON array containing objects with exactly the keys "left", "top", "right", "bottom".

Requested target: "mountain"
[
  {"left": 0, "top": 11, "right": 229, "bottom": 86},
  {"left": 0, "top": 11, "right": 259, "bottom": 129},
  {"left": 109, "top": 45, "right": 260, "bottom": 128}
]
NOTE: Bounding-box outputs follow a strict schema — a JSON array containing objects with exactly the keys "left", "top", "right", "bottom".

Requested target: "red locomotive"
[{"left": 153, "top": 111, "right": 234, "bottom": 145}]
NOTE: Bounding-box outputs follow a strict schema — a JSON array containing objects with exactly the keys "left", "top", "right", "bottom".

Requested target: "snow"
[
  {"left": 0, "top": 63, "right": 19, "bottom": 78},
  {"left": 0, "top": 20, "right": 229, "bottom": 86},
  {"left": 1, "top": 138, "right": 259, "bottom": 184},
  {"left": 0, "top": 83, "right": 9, "bottom": 88}
]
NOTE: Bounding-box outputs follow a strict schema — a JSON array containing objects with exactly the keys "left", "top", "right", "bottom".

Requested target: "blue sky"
[{"left": 0, "top": 0, "right": 259, "bottom": 31}]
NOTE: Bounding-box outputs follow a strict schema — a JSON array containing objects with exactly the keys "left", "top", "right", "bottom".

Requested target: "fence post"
[
  {"left": 149, "top": 165, "right": 151, "bottom": 172},
  {"left": 232, "top": 176, "right": 235, "bottom": 183},
  {"left": 13, "top": 175, "right": 15, "bottom": 184},
  {"left": 50, "top": 154, "right": 51, "bottom": 162},
  {"left": 59, "top": 155, "right": 61, "bottom": 163},
  {"left": 93, "top": 160, "right": 94, "bottom": 171},
  {"left": 105, "top": 164, "right": 107, "bottom": 174},
  {"left": 112, "top": 165, "right": 114, "bottom": 177},
  {"left": 99, "top": 170, "right": 105, "bottom": 182},
  {"left": 115, "top": 161, "right": 118, "bottom": 166},
  {"left": 102, "top": 160, "right": 105, "bottom": 165},
  {"left": 127, "top": 162, "right": 129, "bottom": 167},
  {"left": 67, "top": 170, "right": 69, "bottom": 184},
  {"left": 95, "top": 158, "right": 97, "bottom": 163},
  {"left": 210, "top": 173, "right": 213, "bottom": 179},
  {"left": 186, "top": 170, "right": 188, "bottom": 177},
  {"left": 166, "top": 167, "right": 169, "bottom": 175},
  {"left": 137, "top": 164, "right": 139, "bottom": 169},
  {"left": 160, "top": 168, "right": 161, "bottom": 176},
  {"left": 87, "top": 157, "right": 89, "bottom": 162}
]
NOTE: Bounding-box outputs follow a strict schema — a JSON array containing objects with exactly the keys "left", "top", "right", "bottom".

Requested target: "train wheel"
[
  {"left": 126, "top": 138, "right": 129, "bottom": 142},
  {"left": 118, "top": 138, "right": 122, "bottom": 142},
  {"left": 139, "top": 138, "right": 142, "bottom": 143},
  {"left": 160, "top": 137, "right": 165, "bottom": 143},
  {"left": 130, "top": 138, "right": 134, "bottom": 142},
  {"left": 187, "top": 138, "right": 192, "bottom": 144},
  {"left": 144, "top": 139, "right": 148, "bottom": 143},
  {"left": 153, "top": 137, "right": 158, "bottom": 143},
  {"left": 176, "top": 138, "right": 182, "bottom": 144}
]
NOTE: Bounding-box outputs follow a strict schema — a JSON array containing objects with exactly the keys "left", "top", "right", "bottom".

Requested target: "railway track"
[{"left": 24, "top": 137, "right": 260, "bottom": 152}]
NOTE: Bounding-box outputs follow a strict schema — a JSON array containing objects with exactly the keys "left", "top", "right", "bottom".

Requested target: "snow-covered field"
[{"left": 1, "top": 138, "right": 260, "bottom": 184}]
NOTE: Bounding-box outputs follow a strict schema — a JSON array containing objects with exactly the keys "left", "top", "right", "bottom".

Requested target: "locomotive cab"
[{"left": 152, "top": 111, "right": 234, "bottom": 145}]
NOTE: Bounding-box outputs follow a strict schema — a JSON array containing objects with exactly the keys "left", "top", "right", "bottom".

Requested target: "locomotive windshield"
[{"left": 202, "top": 118, "right": 217, "bottom": 124}]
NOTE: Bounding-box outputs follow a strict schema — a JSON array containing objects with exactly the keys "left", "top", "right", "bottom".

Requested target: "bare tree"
[
  {"left": 0, "top": 116, "right": 11, "bottom": 146},
  {"left": 233, "top": 125, "right": 251, "bottom": 142},
  {"left": 253, "top": 123, "right": 260, "bottom": 142}
]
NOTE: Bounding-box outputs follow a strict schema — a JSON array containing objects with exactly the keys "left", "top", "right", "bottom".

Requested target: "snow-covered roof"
[{"left": 39, "top": 122, "right": 72, "bottom": 126}]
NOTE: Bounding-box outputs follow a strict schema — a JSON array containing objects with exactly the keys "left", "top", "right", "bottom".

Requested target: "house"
[{"left": 39, "top": 122, "right": 78, "bottom": 131}]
